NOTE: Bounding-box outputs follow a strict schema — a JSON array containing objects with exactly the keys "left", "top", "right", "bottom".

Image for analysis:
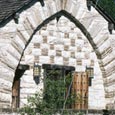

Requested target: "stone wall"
[
  {"left": 20, "top": 17, "right": 105, "bottom": 109},
  {"left": 0, "top": 0, "right": 114, "bottom": 110}
]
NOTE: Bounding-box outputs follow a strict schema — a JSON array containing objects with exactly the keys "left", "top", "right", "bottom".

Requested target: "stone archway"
[
  {"left": 18, "top": 15, "right": 106, "bottom": 109},
  {"left": 18, "top": 10, "right": 105, "bottom": 74},
  {"left": 0, "top": 0, "right": 114, "bottom": 109}
]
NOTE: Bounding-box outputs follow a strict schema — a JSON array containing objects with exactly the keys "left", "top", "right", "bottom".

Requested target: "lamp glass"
[
  {"left": 33, "top": 63, "right": 40, "bottom": 77},
  {"left": 86, "top": 67, "right": 94, "bottom": 78}
]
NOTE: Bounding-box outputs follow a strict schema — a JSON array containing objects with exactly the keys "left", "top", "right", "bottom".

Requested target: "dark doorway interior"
[{"left": 42, "top": 64, "right": 75, "bottom": 109}]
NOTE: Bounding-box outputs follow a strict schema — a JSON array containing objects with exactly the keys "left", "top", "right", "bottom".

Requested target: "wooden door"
[
  {"left": 72, "top": 72, "right": 88, "bottom": 110},
  {"left": 12, "top": 80, "right": 20, "bottom": 108}
]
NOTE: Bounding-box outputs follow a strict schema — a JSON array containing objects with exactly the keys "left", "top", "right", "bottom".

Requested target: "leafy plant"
[{"left": 19, "top": 70, "right": 77, "bottom": 115}]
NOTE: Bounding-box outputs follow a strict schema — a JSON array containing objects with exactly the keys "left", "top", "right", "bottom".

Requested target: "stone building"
[{"left": 0, "top": 0, "right": 115, "bottom": 111}]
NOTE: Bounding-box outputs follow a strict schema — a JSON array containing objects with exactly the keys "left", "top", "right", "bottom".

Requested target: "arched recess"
[
  {"left": 11, "top": 10, "right": 104, "bottom": 108},
  {"left": 12, "top": 10, "right": 106, "bottom": 108},
  {"left": 15, "top": 10, "right": 105, "bottom": 79},
  {"left": 17, "top": 10, "right": 104, "bottom": 71}
]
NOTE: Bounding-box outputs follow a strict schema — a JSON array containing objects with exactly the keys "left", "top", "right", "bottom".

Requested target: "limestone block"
[
  {"left": 93, "top": 84, "right": 105, "bottom": 90},
  {"left": 20, "top": 88, "right": 37, "bottom": 94},
  {"left": 75, "top": 52, "right": 84, "bottom": 59},
  {"left": 20, "top": 83, "right": 36, "bottom": 88},
  {"left": 47, "top": 1, "right": 57, "bottom": 15},
  {"left": 58, "top": 26, "right": 71, "bottom": 33},
  {"left": 7, "top": 44, "right": 21, "bottom": 60},
  {"left": 90, "top": 52, "right": 97, "bottom": 60},
  {"left": 54, "top": 45, "right": 64, "bottom": 51},
  {"left": 21, "top": 75, "right": 34, "bottom": 84},
  {"left": 20, "top": 99, "right": 28, "bottom": 107},
  {"left": 107, "top": 73, "right": 115, "bottom": 81},
  {"left": 25, "top": 55, "right": 34, "bottom": 64},
  {"left": 92, "top": 79, "right": 104, "bottom": 86},
  {"left": 32, "top": 35, "right": 43, "bottom": 43},
  {"left": 0, "top": 65, "right": 14, "bottom": 82},
  {"left": 20, "top": 94, "right": 28, "bottom": 99},
  {"left": 65, "top": 0, "right": 72, "bottom": 12},
  {"left": 48, "top": 36, "right": 62, "bottom": 44},
  {"left": 0, "top": 92, "right": 11, "bottom": 102},
  {"left": 69, "top": 58, "right": 76, "bottom": 66},
  {"left": 110, "top": 35, "right": 115, "bottom": 49},
  {"left": 81, "top": 14, "right": 93, "bottom": 29},
  {"left": 17, "top": 25, "right": 30, "bottom": 41},
  {"left": 69, "top": 33, "right": 76, "bottom": 38},
  {"left": 94, "top": 33, "right": 108, "bottom": 46},
  {"left": 54, "top": 57, "right": 63, "bottom": 65},
  {"left": 0, "top": 78, "right": 12, "bottom": 90},
  {"left": 56, "top": 50, "right": 62, "bottom": 56},
  {"left": 39, "top": 56, "right": 50, "bottom": 63},
  {"left": 76, "top": 7, "right": 86, "bottom": 19},
  {"left": 89, "top": 89, "right": 105, "bottom": 109},
  {"left": 82, "top": 59, "right": 90, "bottom": 66},
  {"left": 103, "top": 53, "right": 115, "bottom": 68},
  {"left": 32, "top": 48, "right": 41, "bottom": 56},
  {"left": 98, "top": 39, "right": 110, "bottom": 53},
  {"left": 62, "top": 51, "right": 70, "bottom": 58},
  {"left": 75, "top": 39, "right": 84, "bottom": 47},
  {"left": 40, "top": 43, "right": 49, "bottom": 49},
  {"left": 26, "top": 13, "right": 39, "bottom": 29},
  {"left": 48, "top": 50, "right": 56, "bottom": 56},
  {"left": 47, "top": 21, "right": 55, "bottom": 27},
  {"left": 55, "top": 0, "right": 62, "bottom": 11},
  {"left": 82, "top": 47, "right": 92, "bottom": 52},
  {"left": 41, "top": 48, "right": 48, "bottom": 56},
  {"left": 0, "top": 49, "right": 18, "bottom": 69},
  {"left": 69, "top": 46, "right": 75, "bottom": 51},
  {"left": 75, "top": 65, "right": 85, "bottom": 72}
]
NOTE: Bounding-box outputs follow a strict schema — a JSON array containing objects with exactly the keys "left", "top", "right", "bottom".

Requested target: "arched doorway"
[
  {"left": 0, "top": 0, "right": 114, "bottom": 110},
  {"left": 12, "top": 13, "right": 105, "bottom": 109}
]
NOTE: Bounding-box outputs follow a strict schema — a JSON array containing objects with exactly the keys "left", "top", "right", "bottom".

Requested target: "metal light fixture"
[
  {"left": 14, "top": 12, "right": 20, "bottom": 24},
  {"left": 86, "top": 67, "right": 94, "bottom": 86},
  {"left": 33, "top": 62, "right": 41, "bottom": 84},
  {"left": 39, "top": 0, "right": 45, "bottom": 7},
  {"left": 87, "top": 0, "right": 92, "bottom": 11},
  {"left": 108, "top": 22, "right": 114, "bottom": 34}
]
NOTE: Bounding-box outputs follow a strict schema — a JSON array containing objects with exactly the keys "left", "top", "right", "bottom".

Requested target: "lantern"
[
  {"left": 86, "top": 67, "right": 94, "bottom": 86},
  {"left": 33, "top": 62, "right": 41, "bottom": 84},
  {"left": 108, "top": 22, "right": 114, "bottom": 34},
  {"left": 87, "top": 0, "right": 92, "bottom": 11}
]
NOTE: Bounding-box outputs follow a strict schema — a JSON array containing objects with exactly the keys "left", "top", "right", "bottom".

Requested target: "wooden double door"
[{"left": 72, "top": 72, "right": 88, "bottom": 110}]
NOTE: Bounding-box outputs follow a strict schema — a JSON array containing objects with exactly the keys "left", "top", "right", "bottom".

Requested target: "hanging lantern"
[
  {"left": 108, "top": 22, "right": 114, "bottom": 34},
  {"left": 39, "top": 0, "right": 45, "bottom": 7},
  {"left": 13, "top": 12, "right": 19, "bottom": 24},
  {"left": 87, "top": 0, "right": 92, "bottom": 11},
  {"left": 86, "top": 67, "right": 94, "bottom": 78},
  {"left": 86, "top": 67, "right": 94, "bottom": 86},
  {"left": 33, "top": 62, "right": 41, "bottom": 84}
]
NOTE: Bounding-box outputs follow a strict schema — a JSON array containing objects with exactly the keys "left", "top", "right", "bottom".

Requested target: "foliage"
[{"left": 19, "top": 70, "right": 78, "bottom": 115}]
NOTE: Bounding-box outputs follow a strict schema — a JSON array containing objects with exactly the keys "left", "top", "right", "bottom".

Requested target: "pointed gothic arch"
[
  {"left": 16, "top": 10, "right": 105, "bottom": 78},
  {"left": 12, "top": 9, "right": 107, "bottom": 109}
]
